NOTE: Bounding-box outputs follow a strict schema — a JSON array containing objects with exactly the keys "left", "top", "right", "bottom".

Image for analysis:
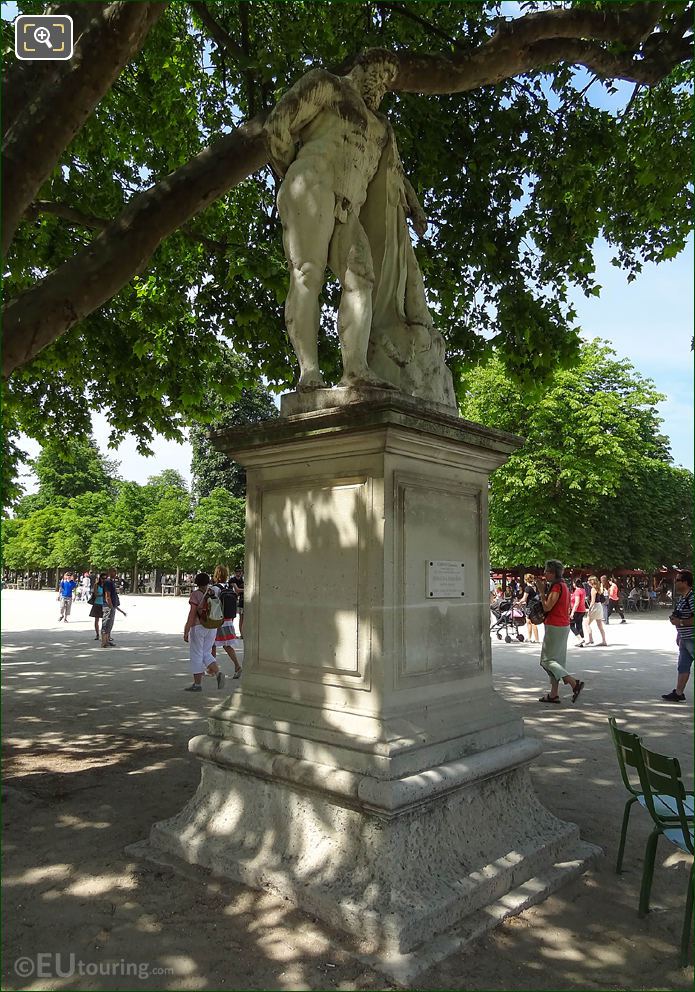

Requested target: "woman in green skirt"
[{"left": 535, "top": 560, "right": 585, "bottom": 705}]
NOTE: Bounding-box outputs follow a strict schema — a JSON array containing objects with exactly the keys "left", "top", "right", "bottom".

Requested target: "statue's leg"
[
  {"left": 278, "top": 179, "right": 334, "bottom": 390},
  {"left": 329, "top": 219, "right": 395, "bottom": 389}
]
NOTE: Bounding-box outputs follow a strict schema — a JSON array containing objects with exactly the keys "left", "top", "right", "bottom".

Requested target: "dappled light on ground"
[{"left": 2, "top": 591, "right": 692, "bottom": 990}]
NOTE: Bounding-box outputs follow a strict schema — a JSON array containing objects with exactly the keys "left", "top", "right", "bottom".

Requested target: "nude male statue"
[{"left": 265, "top": 52, "right": 426, "bottom": 391}]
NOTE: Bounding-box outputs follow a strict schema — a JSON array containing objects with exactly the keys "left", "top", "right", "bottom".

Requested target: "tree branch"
[
  {"left": 3, "top": 118, "right": 268, "bottom": 377},
  {"left": 189, "top": 1, "right": 246, "bottom": 60},
  {"left": 488, "top": 4, "right": 665, "bottom": 50},
  {"left": 28, "top": 199, "right": 233, "bottom": 252},
  {"left": 2, "top": 1, "right": 165, "bottom": 256},
  {"left": 27, "top": 200, "right": 108, "bottom": 230},
  {"left": 391, "top": 5, "right": 691, "bottom": 93}
]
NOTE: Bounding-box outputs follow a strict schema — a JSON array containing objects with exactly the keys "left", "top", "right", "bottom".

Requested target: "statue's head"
[{"left": 347, "top": 49, "right": 399, "bottom": 110}]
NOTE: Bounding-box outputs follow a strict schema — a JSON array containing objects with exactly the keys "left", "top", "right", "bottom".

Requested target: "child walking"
[
  {"left": 210, "top": 565, "right": 243, "bottom": 678},
  {"left": 183, "top": 572, "right": 225, "bottom": 692}
]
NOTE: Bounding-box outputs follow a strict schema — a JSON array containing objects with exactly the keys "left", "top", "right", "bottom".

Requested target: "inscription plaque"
[{"left": 426, "top": 560, "right": 465, "bottom": 599}]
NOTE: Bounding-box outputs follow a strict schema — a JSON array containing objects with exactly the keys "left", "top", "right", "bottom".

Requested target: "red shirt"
[
  {"left": 545, "top": 581, "right": 570, "bottom": 627},
  {"left": 571, "top": 587, "right": 586, "bottom": 612}
]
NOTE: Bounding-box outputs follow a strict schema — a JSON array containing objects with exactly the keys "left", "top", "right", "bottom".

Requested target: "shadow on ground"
[{"left": 2, "top": 608, "right": 693, "bottom": 990}]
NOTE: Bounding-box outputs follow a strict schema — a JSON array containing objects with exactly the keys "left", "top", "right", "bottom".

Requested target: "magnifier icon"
[{"left": 33, "top": 25, "right": 52, "bottom": 48}]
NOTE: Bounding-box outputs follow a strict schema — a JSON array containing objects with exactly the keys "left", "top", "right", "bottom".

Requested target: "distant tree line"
[
  {"left": 2, "top": 387, "right": 278, "bottom": 584},
  {"left": 2, "top": 354, "right": 691, "bottom": 581}
]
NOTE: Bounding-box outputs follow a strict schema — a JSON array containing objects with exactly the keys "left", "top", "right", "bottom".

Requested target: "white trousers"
[{"left": 189, "top": 624, "right": 217, "bottom": 674}]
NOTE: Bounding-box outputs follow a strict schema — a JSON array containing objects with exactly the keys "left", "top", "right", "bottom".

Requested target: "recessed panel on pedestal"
[
  {"left": 395, "top": 475, "right": 484, "bottom": 683},
  {"left": 254, "top": 477, "right": 369, "bottom": 686}
]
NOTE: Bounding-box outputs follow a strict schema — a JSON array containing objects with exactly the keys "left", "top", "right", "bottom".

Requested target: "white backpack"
[{"left": 198, "top": 585, "right": 224, "bottom": 629}]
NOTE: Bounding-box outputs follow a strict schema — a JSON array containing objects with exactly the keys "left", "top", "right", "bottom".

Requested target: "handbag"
[{"left": 526, "top": 599, "right": 545, "bottom": 625}]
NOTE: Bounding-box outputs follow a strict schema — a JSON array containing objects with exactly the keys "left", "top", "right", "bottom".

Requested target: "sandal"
[
  {"left": 572, "top": 680, "right": 585, "bottom": 703},
  {"left": 539, "top": 694, "right": 561, "bottom": 704}
]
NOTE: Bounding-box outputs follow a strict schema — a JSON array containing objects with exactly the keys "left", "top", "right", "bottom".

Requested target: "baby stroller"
[{"left": 490, "top": 598, "right": 526, "bottom": 642}]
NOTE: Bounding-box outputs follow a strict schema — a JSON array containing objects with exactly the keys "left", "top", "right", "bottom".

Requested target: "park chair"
[
  {"left": 634, "top": 742, "right": 694, "bottom": 966},
  {"left": 608, "top": 717, "right": 694, "bottom": 874}
]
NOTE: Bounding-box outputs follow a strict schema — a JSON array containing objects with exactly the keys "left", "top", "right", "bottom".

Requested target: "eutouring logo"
[{"left": 14, "top": 954, "right": 173, "bottom": 980}]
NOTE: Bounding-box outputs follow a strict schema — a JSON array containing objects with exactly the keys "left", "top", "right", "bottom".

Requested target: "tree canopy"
[
  {"left": 190, "top": 385, "right": 278, "bottom": 499},
  {"left": 180, "top": 487, "right": 246, "bottom": 570},
  {"left": 2, "top": 1, "right": 692, "bottom": 499},
  {"left": 30, "top": 436, "right": 118, "bottom": 506},
  {"left": 459, "top": 340, "right": 693, "bottom": 569}
]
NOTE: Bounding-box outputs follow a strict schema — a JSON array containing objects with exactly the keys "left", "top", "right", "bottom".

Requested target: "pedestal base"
[{"left": 143, "top": 735, "right": 599, "bottom": 977}]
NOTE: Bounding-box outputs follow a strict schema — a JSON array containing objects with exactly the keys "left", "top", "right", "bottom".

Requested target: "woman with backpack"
[
  {"left": 211, "top": 565, "right": 242, "bottom": 679},
  {"left": 183, "top": 572, "right": 225, "bottom": 692}
]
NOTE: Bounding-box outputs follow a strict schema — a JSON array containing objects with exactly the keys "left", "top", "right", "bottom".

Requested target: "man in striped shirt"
[{"left": 662, "top": 570, "right": 694, "bottom": 702}]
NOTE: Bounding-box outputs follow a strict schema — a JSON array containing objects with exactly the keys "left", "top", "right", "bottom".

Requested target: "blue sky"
[{"left": 569, "top": 237, "right": 693, "bottom": 470}]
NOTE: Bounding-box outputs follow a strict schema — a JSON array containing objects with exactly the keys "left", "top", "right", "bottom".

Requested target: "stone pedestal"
[{"left": 144, "top": 394, "right": 598, "bottom": 980}]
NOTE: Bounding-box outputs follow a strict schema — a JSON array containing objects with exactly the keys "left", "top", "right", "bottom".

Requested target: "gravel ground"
[{"left": 2, "top": 589, "right": 692, "bottom": 991}]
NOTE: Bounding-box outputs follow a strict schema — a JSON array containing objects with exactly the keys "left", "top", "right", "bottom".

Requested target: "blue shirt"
[
  {"left": 103, "top": 578, "right": 120, "bottom": 608},
  {"left": 59, "top": 579, "right": 76, "bottom": 598}
]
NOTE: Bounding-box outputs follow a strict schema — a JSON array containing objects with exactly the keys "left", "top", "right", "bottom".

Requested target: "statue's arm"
[
  {"left": 384, "top": 121, "right": 427, "bottom": 238},
  {"left": 264, "top": 67, "right": 339, "bottom": 176},
  {"left": 402, "top": 175, "right": 427, "bottom": 239}
]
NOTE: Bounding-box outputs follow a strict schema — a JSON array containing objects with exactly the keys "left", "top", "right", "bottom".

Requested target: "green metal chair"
[
  {"left": 608, "top": 716, "right": 694, "bottom": 874},
  {"left": 635, "top": 742, "right": 694, "bottom": 967}
]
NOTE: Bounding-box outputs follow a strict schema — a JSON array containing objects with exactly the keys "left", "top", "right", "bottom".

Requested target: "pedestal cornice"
[{"left": 212, "top": 391, "right": 524, "bottom": 465}]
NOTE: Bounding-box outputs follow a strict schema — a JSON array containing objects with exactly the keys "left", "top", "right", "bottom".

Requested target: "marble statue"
[{"left": 265, "top": 50, "right": 456, "bottom": 410}]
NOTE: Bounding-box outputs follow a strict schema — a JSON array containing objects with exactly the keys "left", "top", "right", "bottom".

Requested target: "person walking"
[
  {"left": 569, "top": 578, "right": 587, "bottom": 644},
  {"left": 599, "top": 575, "right": 611, "bottom": 623},
  {"left": 101, "top": 568, "right": 122, "bottom": 648},
  {"left": 231, "top": 566, "right": 245, "bottom": 639},
  {"left": 57, "top": 571, "right": 77, "bottom": 622},
  {"left": 581, "top": 575, "right": 608, "bottom": 647},
  {"left": 210, "top": 565, "right": 242, "bottom": 678},
  {"left": 535, "top": 560, "right": 585, "bottom": 704},
  {"left": 661, "top": 570, "right": 694, "bottom": 703},
  {"left": 78, "top": 571, "right": 91, "bottom": 603},
  {"left": 521, "top": 573, "right": 541, "bottom": 644},
  {"left": 183, "top": 572, "right": 225, "bottom": 692},
  {"left": 89, "top": 572, "right": 107, "bottom": 640},
  {"left": 607, "top": 576, "right": 626, "bottom": 624}
]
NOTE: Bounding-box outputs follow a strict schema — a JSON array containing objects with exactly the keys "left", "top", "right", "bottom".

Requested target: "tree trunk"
[
  {"left": 1, "top": 2, "right": 109, "bottom": 138},
  {"left": 2, "top": 2, "right": 164, "bottom": 256},
  {"left": 175, "top": 564, "right": 180, "bottom": 597}
]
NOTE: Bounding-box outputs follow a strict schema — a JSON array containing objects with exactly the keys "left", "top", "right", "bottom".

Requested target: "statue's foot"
[
  {"left": 340, "top": 369, "right": 397, "bottom": 391},
  {"left": 297, "top": 371, "right": 326, "bottom": 392}
]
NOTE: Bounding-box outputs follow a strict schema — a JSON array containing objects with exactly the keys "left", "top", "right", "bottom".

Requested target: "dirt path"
[{"left": 2, "top": 590, "right": 692, "bottom": 990}]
